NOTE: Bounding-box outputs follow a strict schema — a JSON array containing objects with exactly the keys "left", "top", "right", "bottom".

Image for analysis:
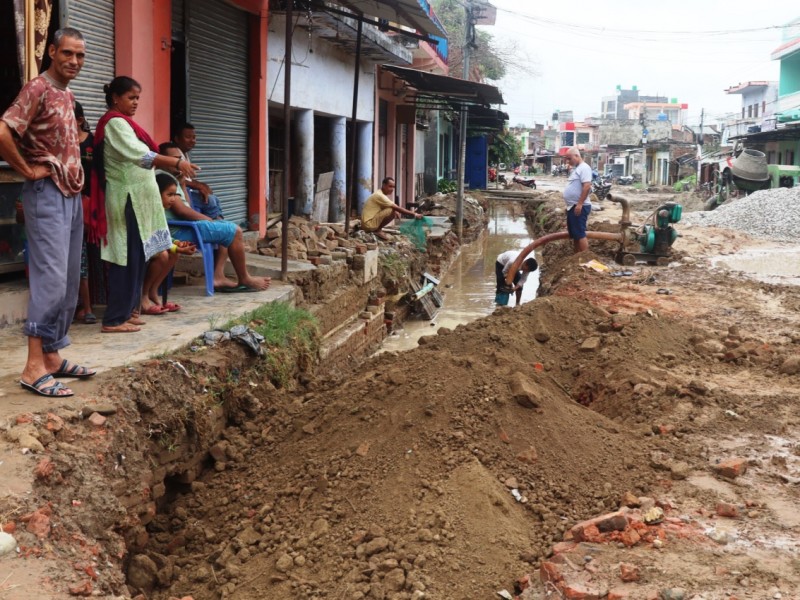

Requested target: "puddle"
[
  {"left": 379, "top": 202, "right": 538, "bottom": 353},
  {"left": 711, "top": 247, "right": 800, "bottom": 285}
]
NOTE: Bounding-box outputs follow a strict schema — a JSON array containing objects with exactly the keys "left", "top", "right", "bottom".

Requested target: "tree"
[
  {"left": 489, "top": 128, "right": 524, "bottom": 167},
  {"left": 432, "top": 0, "right": 536, "bottom": 82}
]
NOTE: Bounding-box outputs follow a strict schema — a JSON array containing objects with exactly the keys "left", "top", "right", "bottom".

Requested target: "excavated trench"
[{"left": 98, "top": 194, "right": 800, "bottom": 599}]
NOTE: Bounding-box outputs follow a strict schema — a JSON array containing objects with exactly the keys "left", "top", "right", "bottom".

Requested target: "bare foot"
[
  {"left": 128, "top": 317, "right": 146, "bottom": 326},
  {"left": 213, "top": 276, "right": 239, "bottom": 290},
  {"left": 240, "top": 276, "right": 271, "bottom": 291},
  {"left": 102, "top": 323, "right": 141, "bottom": 333}
]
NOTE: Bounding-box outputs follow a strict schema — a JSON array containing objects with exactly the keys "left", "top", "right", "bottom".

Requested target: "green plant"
[
  {"left": 437, "top": 178, "right": 457, "bottom": 194},
  {"left": 673, "top": 174, "right": 696, "bottom": 192},
  {"left": 207, "top": 313, "right": 222, "bottom": 330},
  {"left": 379, "top": 251, "right": 408, "bottom": 281},
  {"left": 223, "top": 302, "right": 320, "bottom": 387}
]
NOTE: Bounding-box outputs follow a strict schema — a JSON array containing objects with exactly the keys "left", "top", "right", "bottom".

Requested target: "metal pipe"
[
  {"left": 281, "top": 3, "right": 293, "bottom": 281},
  {"left": 606, "top": 193, "right": 631, "bottom": 226},
  {"left": 504, "top": 231, "right": 624, "bottom": 286}
]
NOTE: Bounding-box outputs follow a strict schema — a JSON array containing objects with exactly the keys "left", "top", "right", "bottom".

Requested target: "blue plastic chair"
[{"left": 165, "top": 220, "right": 216, "bottom": 297}]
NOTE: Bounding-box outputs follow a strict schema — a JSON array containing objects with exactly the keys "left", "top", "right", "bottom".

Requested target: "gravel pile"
[{"left": 680, "top": 187, "right": 800, "bottom": 242}]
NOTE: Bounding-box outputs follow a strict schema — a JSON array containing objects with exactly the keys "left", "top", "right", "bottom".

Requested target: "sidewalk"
[{"left": 0, "top": 280, "right": 294, "bottom": 419}]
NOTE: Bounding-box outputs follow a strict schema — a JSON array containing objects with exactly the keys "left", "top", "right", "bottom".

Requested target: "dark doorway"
[{"left": 170, "top": 39, "right": 187, "bottom": 137}]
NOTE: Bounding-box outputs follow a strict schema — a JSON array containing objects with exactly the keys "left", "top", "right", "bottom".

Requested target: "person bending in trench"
[
  {"left": 496, "top": 250, "right": 538, "bottom": 305},
  {"left": 360, "top": 177, "right": 421, "bottom": 240}
]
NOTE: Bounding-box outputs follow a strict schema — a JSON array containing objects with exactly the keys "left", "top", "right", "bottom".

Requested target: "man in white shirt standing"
[
  {"left": 496, "top": 249, "right": 538, "bottom": 305},
  {"left": 563, "top": 147, "right": 593, "bottom": 253}
]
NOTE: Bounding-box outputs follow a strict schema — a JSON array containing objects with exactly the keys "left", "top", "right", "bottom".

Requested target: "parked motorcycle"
[
  {"left": 617, "top": 174, "right": 635, "bottom": 185},
  {"left": 513, "top": 175, "right": 536, "bottom": 189},
  {"left": 591, "top": 176, "right": 612, "bottom": 200},
  {"left": 551, "top": 165, "right": 568, "bottom": 177}
]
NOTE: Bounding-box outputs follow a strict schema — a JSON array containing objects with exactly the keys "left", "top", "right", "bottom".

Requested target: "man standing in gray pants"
[{"left": 0, "top": 28, "right": 96, "bottom": 397}]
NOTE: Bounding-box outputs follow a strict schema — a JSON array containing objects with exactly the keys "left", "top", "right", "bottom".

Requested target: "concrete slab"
[
  {"left": 177, "top": 253, "right": 317, "bottom": 280},
  {"left": 0, "top": 280, "right": 294, "bottom": 386}
]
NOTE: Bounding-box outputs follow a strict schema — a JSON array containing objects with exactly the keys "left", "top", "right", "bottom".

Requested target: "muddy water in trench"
[{"left": 380, "top": 201, "right": 539, "bottom": 353}]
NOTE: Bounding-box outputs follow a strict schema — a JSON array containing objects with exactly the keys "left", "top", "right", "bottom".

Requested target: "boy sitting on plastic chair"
[{"left": 155, "top": 173, "right": 270, "bottom": 293}]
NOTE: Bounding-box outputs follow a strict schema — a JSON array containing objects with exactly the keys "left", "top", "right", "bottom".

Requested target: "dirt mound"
[{"left": 130, "top": 296, "right": 736, "bottom": 600}]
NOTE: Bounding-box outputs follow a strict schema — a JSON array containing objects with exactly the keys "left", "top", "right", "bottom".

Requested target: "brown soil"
[{"left": 3, "top": 189, "right": 800, "bottom": 600}]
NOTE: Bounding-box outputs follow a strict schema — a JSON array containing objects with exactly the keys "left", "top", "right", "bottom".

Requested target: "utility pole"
[
  {"left": 696, "top": 108, "right": 704, "bottom": 188},
  {"left": 455, "top": 0, "right": 474, "bottom": 241},
  {"left": 640, "top": 106, "right": 647, "bottom": 188}
]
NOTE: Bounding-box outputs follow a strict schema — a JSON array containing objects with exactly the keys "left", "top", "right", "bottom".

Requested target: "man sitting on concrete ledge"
[
  {"left": 360, "top": 177, "right": 421, "bottom": 240},
  {"left": 156, "top": 173, "right": 270, "bottom": 293}
]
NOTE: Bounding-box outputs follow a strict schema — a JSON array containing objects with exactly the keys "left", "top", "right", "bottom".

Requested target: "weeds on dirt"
[
  {"left": 224, "top": 302, "right": 320, "bottom": 387},
  {"left": 379, "top": 250, "right": 408, "bottom": 282}
]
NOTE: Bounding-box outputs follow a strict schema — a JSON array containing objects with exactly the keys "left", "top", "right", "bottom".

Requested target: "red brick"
[
  {"left": 516, "top": 446, "right": 538, "bottom": 464},
  {"left": 2, "top": 522, "right": 16, "bottom": 534},
  {"left": 87, "top": 412, "right": 107, "bottom": 427},
  {"left": 608, "top": 589, "right": 630, "bottom": 600},
  {"left": 716, "top": 502, "right": 739, "bottom": 518},
  {"left": 619, "top": 563, "right": 639, "bottom": 582},
  {"left": 34, "top": 457, "right": 55, "bottom": 480},
  {"left": 715, "top": 458, "right": 748, "bottom": 479},
  {"left": 25, "top": 508, "right": 51, "bottom": 539},
  {"left": 552, "top": 541, "right": 577, "bottom": 554},
  {"left": 68, "top": 580, "right": 93, "bottom": 596},
  {"left": 619, "top": 527, "right": 641, "bottom": 547},
  {"left": 570, "top": 510, "right": 628, "bottom": 542},
  {"left": 540, "top": 560, "right": 563, "bottom": 584},
  {"left": 561, "top": 582, "right": 603, "bottom": 599}
]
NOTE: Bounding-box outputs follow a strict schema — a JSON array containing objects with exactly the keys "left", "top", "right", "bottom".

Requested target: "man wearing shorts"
[
  {"left": 563, "top": 147, "right": 592, "bottom": 253},
  {"left": 156, "top": 172, "right": 270, "bottom": 293}
]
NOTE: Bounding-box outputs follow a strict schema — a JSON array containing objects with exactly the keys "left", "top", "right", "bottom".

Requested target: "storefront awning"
[
  {"left": 468, "top": 106, "right": 508, "bottom": 133},
  {"left": 381, "top": 64, "right": 505, "bottom": 110},
  {"left": 731, "top": 126, "right": 800, "bottom": 143},
  {"left": 332, "top": 0, "right": 447, "bottom": 37}
]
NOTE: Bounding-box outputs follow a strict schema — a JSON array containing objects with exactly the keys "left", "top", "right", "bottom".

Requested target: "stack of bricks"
[{"left": 318, "top": 293, "right": 387, "bottom": 373}]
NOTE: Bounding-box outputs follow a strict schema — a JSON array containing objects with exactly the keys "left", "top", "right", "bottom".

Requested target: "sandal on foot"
[
  {"left": 20, "top": 374, "right": 74, "bottom": 397},
  {"left": 162, "top": 302, "right": 181, "bottom": 312},
  {"left": 142, "top": 304, "right": 168, "bottom": 315},
  {"left": 101, "top": 323, "right": 141, "bottom": 333},
  {"left": 83, "top": 312, "right": 97, "bottom": 324},
  {"left": 51, "top": 359, "right": 96, "bottom": 379}
]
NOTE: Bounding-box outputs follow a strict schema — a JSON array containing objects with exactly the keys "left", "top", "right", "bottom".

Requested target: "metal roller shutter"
[
  {"left": 187, "top": 0, "right": 249, "bottom": 225},
  {"left": 63, "top": 0, "right": 115, "bottom": 126},
  {"left": 172, "top": 0, "right": 185, "bottom": 36}
]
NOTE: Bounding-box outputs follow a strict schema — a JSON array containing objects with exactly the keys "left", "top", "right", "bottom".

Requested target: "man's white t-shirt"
[
  {"left": 563, "top": 161, "right": 593, "bottom": 207},
  {"left": 497, "top": 250, "right": 530, "bottom": 286}
]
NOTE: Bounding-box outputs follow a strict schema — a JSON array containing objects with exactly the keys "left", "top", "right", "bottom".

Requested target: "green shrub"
[{"left": 437, "top": 178, "right": 457, "bottom": 193}]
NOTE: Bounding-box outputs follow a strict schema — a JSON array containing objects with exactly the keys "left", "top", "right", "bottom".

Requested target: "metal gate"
[
  {"left": 63, "top": 0, "right": 115, "bottom": 126},
  {"left": 186, "top": 0, "right": 249, "bottom": 225}
]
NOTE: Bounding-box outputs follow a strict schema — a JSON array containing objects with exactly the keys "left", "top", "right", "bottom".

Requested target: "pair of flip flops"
[
  {"left": 20, "top": 361, "right": 96, "bottom": 398},
  {"left": 214, "top": 284, "right": 259, "bottom": 293}
]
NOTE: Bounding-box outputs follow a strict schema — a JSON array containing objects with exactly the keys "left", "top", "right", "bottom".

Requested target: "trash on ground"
[
  {"left": 202, "top": 325, "right": 266, "bottom": 356},
  {"left": 581, "top": 260, "right": 610, "bottom": 273}
]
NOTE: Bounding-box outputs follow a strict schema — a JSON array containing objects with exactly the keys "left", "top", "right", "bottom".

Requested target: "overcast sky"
[{"left": 482, "top": 1, "right": 798, "bottom": 128}]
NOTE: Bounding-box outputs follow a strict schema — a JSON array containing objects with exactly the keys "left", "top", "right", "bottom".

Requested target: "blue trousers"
[
  {"left": 188, "top": 188, "right": 224, "bottom": 219},
  {"left": 22, "top": 177, "right": 83, "bottom": 352}
]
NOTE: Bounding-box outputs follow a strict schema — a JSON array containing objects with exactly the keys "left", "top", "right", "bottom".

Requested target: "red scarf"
[{"left": 87, "top": 111, "right": 159, "bottom": 245}]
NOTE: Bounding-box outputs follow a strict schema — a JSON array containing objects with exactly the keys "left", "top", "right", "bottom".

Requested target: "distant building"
[
  {"left": 600, "top": 86, "right": 667, "bottom": 120},
  {"left": 722, "top": 81, "right": 778, "bottom": 140}
]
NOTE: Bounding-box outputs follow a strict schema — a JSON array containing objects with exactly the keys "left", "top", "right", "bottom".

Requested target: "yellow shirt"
[{"left": 361, "top": 190, "right": 395, "bottom": 226}]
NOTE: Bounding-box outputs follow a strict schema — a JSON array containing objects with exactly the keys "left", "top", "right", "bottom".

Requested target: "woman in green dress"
[{"left": 89, "top": 76, "right": 197, "bottom": 332}]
